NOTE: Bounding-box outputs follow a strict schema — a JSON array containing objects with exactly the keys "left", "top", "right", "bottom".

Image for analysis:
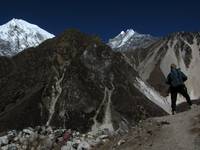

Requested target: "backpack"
[{"left": 168, "top": 68, "right": 187, "bottom": 87}]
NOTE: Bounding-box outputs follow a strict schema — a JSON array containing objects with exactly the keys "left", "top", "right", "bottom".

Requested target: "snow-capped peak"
[
  {"left": 120, "top": 31, "right": 125, "bottom": 35},
  {"left": 0, "top": 18, "right": 55, "bottom": 56},
  {"left": 120, "top": 29, "right": 135, "bottom": 36},
  {"left": 108, "top": 29, "right": 156, "bottom": 51},
  {"left": 125, "top": 29, "right": 135, "bottom": 35},
  {"left": 108, "top": 29, "right": 136, "bottom": 49},
  {"left": 116, "top": 29, "right": 136, "bottom": 42}
]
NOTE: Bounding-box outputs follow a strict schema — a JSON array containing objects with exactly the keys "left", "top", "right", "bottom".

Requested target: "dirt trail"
[
  {"left": 146, "top": 105, "right": 200, "bottom": 150},
  {"left": 97, "top": 105, "right": 200, "bottom": 150}
]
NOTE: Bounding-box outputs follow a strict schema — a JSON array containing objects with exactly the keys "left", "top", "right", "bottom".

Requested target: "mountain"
[
  {"left": 123, "top": 31, "right": 200, "bottom": 104},
  {"left": 0, "top": 29, "right": 168, "bottom": 133},
  {"left": 108, "top": 29, "right": 157, "bottom": 51},
  {"left": 0, "top": 18, "right": 55, "bottom": 56}
]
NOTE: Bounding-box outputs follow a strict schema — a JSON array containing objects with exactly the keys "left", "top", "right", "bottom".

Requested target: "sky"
[{"left": 0, "top": 0, "right": 200, "bottom": 41}]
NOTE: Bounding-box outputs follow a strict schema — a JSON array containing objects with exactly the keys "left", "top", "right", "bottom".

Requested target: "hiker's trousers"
[{"left": 170, "top": 84, "right": 192, "bottom": 111}]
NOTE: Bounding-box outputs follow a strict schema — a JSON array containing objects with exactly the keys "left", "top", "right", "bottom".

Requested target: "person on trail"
[{"left": 166, "top": 64, "right": 192, "bottom": 115}]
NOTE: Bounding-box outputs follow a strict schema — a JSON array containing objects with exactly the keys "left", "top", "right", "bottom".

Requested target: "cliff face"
[{"left": 0, "top": 30, "right": 166, "bottom": 133}]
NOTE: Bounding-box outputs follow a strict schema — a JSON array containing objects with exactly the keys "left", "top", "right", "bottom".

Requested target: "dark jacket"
[{"left": 166, "top": 68, "right": 187, "bottom": 87}]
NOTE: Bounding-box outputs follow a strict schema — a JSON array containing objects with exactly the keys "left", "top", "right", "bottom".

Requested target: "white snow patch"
[{"left": 134, "top": 77, "right": 171, "bottom": 114}]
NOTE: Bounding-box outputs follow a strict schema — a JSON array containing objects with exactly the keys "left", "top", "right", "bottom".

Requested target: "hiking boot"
[{"left": 172, "top": 111, "right": 176, "bottom": 115}]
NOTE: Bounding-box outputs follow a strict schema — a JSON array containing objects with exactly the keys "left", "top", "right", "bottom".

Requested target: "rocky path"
[
  {"left": 146, "top": 105, "right": 200, "bottom": 150},
  {"left": 97, "top": 105, "right": 200, "bottom": 150}
]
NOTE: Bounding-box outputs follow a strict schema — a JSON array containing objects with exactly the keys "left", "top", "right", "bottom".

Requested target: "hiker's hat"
[{"left": 170, "top": 63, "right": 177, "bottom": 69}]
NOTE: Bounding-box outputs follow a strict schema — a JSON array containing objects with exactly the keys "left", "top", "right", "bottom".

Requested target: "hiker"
[{"left": 166, "top": 64, "right": 192, "bottom": 115}]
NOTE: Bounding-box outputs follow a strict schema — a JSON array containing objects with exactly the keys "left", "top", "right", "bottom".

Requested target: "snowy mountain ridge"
[
  {"left": 0, "top": 18, "right": 55, "bottom": 56},
  {"left": 108, "top": 29, "right": 157, "bottom": 51}
]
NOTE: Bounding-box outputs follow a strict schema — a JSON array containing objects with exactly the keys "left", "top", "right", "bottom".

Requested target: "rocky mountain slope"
[
  {"left": 122, "top": 32, "right": 200, "bottom": 104},
  {"left": 0, "top": 19, "right": 55, "bottom": 56},
  {"left": 108, "top": 29, "right": 157, "bottom": 51},
  {"left": 0, "top": 29, "right": 168, "bottom": 134}
]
